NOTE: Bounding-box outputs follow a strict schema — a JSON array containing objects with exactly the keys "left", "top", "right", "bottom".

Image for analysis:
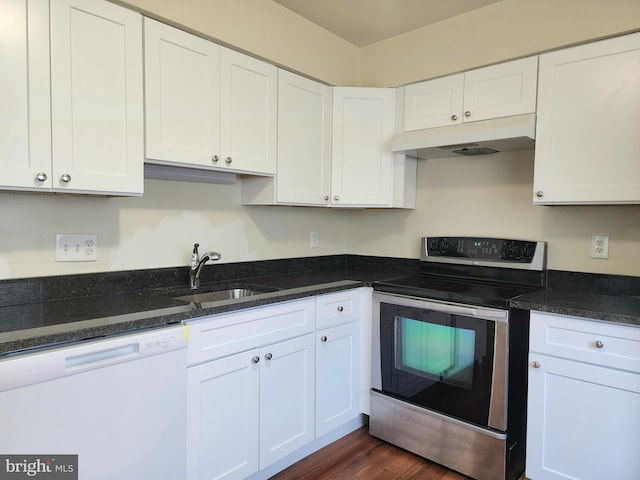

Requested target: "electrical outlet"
[
  {"left": 590, "top": 234, "right": 609, "bottom": 259},
  {"left": 56, "top": 234, "right": 98, "bottom": 262},
  {"left": 310, "top": 231, "right": 319, "bottom": 248}
]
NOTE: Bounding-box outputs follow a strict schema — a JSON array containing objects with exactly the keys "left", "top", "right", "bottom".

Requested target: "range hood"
[{"left": 391, "top": 113, "right": 536, "bottom": 159}]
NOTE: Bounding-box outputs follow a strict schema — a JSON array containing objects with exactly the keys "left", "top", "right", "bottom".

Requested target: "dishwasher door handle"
[{"left": 65, "top": 343, "right": 139, "bottom": 371}]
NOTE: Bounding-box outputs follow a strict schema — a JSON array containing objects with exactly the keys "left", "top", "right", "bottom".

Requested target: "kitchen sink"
[{"left": 174, "top": 286, "right": 277, "bottom": 304}]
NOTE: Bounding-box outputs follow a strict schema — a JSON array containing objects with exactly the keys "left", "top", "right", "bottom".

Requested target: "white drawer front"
[
  {"left": 530, "top": 311, "right": 640, "bottom": 372},
  {"left": 316, "top": 290, "right": 361, "bottom": 329},
  {"left": 186, "top": 299, "right": 315, "bottom": 365}
]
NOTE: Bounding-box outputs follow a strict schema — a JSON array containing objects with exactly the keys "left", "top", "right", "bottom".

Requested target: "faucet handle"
[{"left": 193, "top": 243, "right": 200, "bottom": 255}]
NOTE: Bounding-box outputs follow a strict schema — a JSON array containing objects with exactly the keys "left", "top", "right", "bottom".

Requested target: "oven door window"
[{"left": 379, "top": 302, "right": 496, "bottom": 428}]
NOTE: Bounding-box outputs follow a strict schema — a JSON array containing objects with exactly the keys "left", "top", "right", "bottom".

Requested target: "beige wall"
[
  {"left": 3, "top": 0, "right": 640, "bottom": 280},
  {"left": 347, "top": 153, "right": 640, "bottom": 276},
  {"left": 118, "top": 0, "right": 361, "bottom": 86},
  {"left": 360, "top": 0, "right": 640, "bottom": 87},
  {"left": 0, "top": 180, "right": 348, "bottom": 280}
]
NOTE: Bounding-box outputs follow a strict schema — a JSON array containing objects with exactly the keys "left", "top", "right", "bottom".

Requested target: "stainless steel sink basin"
[{"left": 175, "top": 287, "right": 273, "bottom": 304}]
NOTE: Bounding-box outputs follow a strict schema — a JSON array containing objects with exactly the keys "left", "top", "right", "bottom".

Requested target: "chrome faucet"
[{"left": 189, "top": 243, "right": 222, "bottom": 290}]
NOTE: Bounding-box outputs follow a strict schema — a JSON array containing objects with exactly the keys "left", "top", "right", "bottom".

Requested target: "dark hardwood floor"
[{"left": 271, "top": 426, "right": 470, "bottom": 480}]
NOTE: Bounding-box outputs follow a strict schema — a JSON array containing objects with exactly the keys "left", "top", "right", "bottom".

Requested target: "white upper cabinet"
[
  {"left": 50, "top": 0, "right": 143, "bottom": 195},
  {"left": 0, "top": 0, "right": 143, "bottom": 196},
  {"left": 403, "top": 56, "right": 538, "bottom": 131},
  {"left": 219, "top": 48, "right": 278, "bottom": 175},
  {"left": 241, "top": 70, "right": 332, "bottom": 206},
  {"left": 144, "top": 20, "right": 277, "bottom": 176},
  {"left": 332, "top": 87, "right": 413, "bottom": 208},
  {"left": 533, "top": 33, "right": 640, "bottom": 204},
  {"left": 144, "top": 18, "right": 220, "bottom": 168},
  {"left": 0, "top": 0, "right": 50, "bottom": 191}
]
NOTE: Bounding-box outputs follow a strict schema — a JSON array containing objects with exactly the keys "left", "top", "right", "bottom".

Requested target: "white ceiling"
[{"left": 272, "top": 0, "right": 502, "bottom": 47}]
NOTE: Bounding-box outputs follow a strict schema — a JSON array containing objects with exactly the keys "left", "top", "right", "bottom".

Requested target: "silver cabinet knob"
[
  {"left": 212, "top": 155, "right": 219, "bottom": 163},
  {"left": 464, "top": 110, "right": 471, "bottom": 118},
  {"left": 451, "top": 114, "right": 458, "bottom": 121},
  {"left": 324, "top": 195, "right": 329, "bottom": 201},
  {"left": 264, "top": 352, "right": 273, "bottom": 360},
  {"left": 333, "top": 195, "right": 340, "bottom": 201},
  {"left": 595, "top": 340, "right": 604, "bottom": 349},
  {"left": 535, "top": 191, "right": 544, "bottom": 198},
  {"left": 60, "top": 173, "right": 72, "bottom": 183},
  {"left": 337, "top": 306, "right": 344, "bottom": 312},
  {"left": 251, "top": 356, "right": 260, "bottom": 364},
  {"left": 35, "top": 172, "right": 48, "bottom": 182},
  {"left": 225, "top": 157, "right": 232, "bottom": 165},
  {"left": 532, "top": 361, "right": 541, "bottom": 369},
  {"left": 320, "top": 336, "right": 327, "bottom": 342}
]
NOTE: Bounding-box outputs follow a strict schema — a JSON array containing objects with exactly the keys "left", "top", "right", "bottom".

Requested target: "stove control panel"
[{"left": 424, "top": 236, "right": 541, "bottom": 263}]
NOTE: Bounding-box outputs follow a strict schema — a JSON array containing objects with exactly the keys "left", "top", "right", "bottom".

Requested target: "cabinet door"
[
  {"left": 276, "top": 70, "right": 332, "bottom": 205},
  {"left": 220, "top": 48, "right": 277, "bottom": 175},
  {"left": 331, "top": 87, "right": 395, "bottom": 207},
  {"left": 0, "top": 0, "right": 51, "bottom": 191},
  {"left": 316, "top": 322, "right": 360, "bottom": 437},
  {"left": 259, "top": 334, "right": 315, "bottom": 469},
  {"left": 526, "top": 353, "right": 640, "bottom": 480},
  {"left": 533, "top": 33, "right": 640, "bottom": 204},
  {"left": 144, "top": 18, "right": 220, "bottom": 167},
  {"left": 50, "top": 0, "right": 143, "bottom": 195},
  {"left": 403, "top": 74, "right": 464, "bottom": 131},
  {"left": 187, "top": 349, "right": 260, "bottom": 480},
  {"left": 463, "top": 56, "right": 537, "bottom": 122}
]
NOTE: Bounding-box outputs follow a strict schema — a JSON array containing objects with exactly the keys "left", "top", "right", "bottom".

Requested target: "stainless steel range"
[{"left": 370, "top": 236, "right": 546, "bottom": 480}]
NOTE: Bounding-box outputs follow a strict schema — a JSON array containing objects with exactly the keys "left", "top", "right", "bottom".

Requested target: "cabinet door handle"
[
  {"left": 264, "top": 352, "right": 273, "bottom": 360},
  {"left": 334, "top": 195, "right": 340, "bottom": 201},
  {"left": 225, "top": 157, "right": 232, "bottom": 165},
  {"left": 595, "top": 340, "right": 604, "bottom": 349},
  {"left": 60, "top": 173, "right": 72, "bottom": 183},
  {"left": 251, "top": 356, "right": 260, "bottom": 364},
  {"left": 337, "top": 306, "right": 344, "bottom": 312},
  {"left": 464, "top": 110, "right": 471, "bottom": 118},
  {"left": 212, "top": 155, "right": 219, "bottom": 163},
  {"left": 535, "top": 191, "right": 544, "bottom": 198},
  {"left": 35, "top": 172, "right": 48, "bottom": 182},
  {"left": 324, "top": 195, "right": 329, "bottom": 201},
  {"left": 320, "top": 335, "right": 328, "bottom": 342},
  {"left": 451, "top": 114, "right": 458, "bottom": 121},
  {"left": 532, "top": 361, "right": 541, "bottom": 368}
]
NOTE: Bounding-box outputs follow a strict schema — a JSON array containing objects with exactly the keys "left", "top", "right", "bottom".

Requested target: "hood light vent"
[{"left": 452, "top": 146, "right": 500, "bottom": 156}]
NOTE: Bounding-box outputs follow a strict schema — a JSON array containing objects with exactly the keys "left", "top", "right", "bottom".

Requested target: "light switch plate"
[{"left": 56, "top": 234, "right": 98, "bottom": 262}]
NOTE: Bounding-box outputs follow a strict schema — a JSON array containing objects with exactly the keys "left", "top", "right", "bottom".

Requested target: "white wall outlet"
[
  {"left": 310, "top": 231, "right": 319, "bottom": 248},
  {"left": 590, "top": 234, "right": 609, "bottom": 259},
  {"left": 56, "top": 234, "right": 98, "bottom": 262}
]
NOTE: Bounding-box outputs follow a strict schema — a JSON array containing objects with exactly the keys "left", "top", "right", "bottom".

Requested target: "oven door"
[{"left": 372, "top": 292, "right": 508, "bottom": 431}]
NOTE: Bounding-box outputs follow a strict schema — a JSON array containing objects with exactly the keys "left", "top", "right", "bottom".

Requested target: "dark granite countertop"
[
  {"left": 0, "top": 255, "right": 416, "bottom": 356},
  {"left": 4, "top": 256, "right": 640, "bottom": 356},
  {"left": 511, "top": 270, "right": 640, "bottom": 328}
]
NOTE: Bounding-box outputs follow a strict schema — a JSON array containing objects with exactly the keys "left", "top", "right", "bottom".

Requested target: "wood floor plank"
[{"left": 270, "top": 426, "right": 471, "bottom": 480}]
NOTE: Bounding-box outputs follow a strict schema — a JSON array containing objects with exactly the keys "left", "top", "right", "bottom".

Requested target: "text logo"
[{"left": 0, "top": 456, "right": 77, "bottom": 480}]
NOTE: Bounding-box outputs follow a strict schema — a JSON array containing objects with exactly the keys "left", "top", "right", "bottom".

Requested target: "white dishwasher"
[{"left": 0, "top": 325, "right": 188, "bottom": 480}]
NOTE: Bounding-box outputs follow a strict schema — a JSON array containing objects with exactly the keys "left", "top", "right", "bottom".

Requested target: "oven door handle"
[{"left": 443, "top": 305, "right": 508, "bottom": 321}]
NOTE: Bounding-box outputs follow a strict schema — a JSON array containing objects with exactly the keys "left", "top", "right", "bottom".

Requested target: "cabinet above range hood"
[{"left": 391, "top": 113, "right": 536, "bottom": 159}]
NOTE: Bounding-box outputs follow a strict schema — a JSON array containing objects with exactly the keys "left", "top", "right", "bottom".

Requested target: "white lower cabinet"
[
  {"left": 526, "top": 311, "right": 640, "bottom": 480},
  {"left": 315, "top": 322, "right": 360, "bottom": 437},
  {"left": 185, "top": 289, "right": 368, "bottom": 480}
]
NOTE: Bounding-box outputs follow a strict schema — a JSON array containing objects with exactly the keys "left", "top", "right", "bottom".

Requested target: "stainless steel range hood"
[{"left": 391, "top": 113, "right": 536, "bottom": 159}]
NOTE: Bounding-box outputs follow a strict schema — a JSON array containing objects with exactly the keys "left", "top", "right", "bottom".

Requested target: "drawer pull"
[
  {"left": 595, "top": 340, "right": 604, "bottom": 349},
  {"left": 337, "top": 306, "right": 344, "bottom": 312},
  {"left": 532, "top": 361, "right": 541, "bottom": 369},
  {"left": 251, "top": 356, "right": 260, "bottom": 364},
  {"left": 320, "top": 336, "right": 328, "bottom": 342}
]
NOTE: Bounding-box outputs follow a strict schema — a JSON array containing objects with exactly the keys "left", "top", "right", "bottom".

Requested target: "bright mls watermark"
[{"left": 0, "top": 456, "right": 77, "bottom": 479}]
